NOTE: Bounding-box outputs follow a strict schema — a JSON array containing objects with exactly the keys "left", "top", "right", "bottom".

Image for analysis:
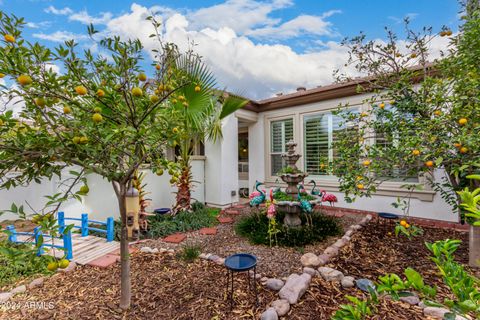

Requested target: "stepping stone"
[
  {"left": 224, "top": 209, "right": 240, "bottom": 215},
  {"left": 217, "top": 216, "right": 233, "bottom": 224},
  {"left": 163, "top": 233, "right": 187, "bottom": 243},
  {"left": 87, "top": 254, "right": 120, "bottom": 268},
  {"left": 233, "top": 204, "right": 246, "bottom": 209},
  {"left": 199, "top": 227, "right": 217, "bottom": 235}
]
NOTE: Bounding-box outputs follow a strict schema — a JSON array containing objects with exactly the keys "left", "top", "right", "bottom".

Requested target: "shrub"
[
  {"left": 235, "top": 211, "right": 341, "bottom": 247},
  {"left": 0, "top": 241, "right": 53, "bottom": 287},
  {"left": 146, "top": 207, "right": 220, "bottom": 239},
  {"left": 274, "top": 191, "right": 316, "bottom": 201},
  {"left": 177, "top": 242, "right": 202, "bottom": 263}
]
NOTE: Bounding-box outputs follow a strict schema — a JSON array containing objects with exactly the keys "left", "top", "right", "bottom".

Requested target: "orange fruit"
[
  {"left": 172, "top": 127, "right": 178, "bottom": 134},
  {"left": 72, "top": 136, "right": 81, "bottom": 144},
  {"left": 96, "top": 89, "right": 105, "bottom": 97},
  {"left": 459, "top": 147, "right": 468, "bottom": 154},
  {"left": 58, "top": 259, "right": 70, "bottom": 269},
  {"left": 458, "top": 118, "right": 467, "bottom": 125},
  {"left": 194, "top": 85, "right": 201, "bottom": 92},
  {"left": 178, "top": 95, "right": 186, "bottom": 101},
  {"left": 34, "top": 97, "right": 46, "bottom": 107},
  {"left": 434, "top": 110, "right": 442, "bottom": 116},
  {"left": 400, "top": 220, "right": 407, "bottom": 226},
  {"left": 138, "top": 73, "right": 147, "bottom": 82},
  {"left": 389, "top": 100, "right": 395, "bottom": 105},
  {"left": 150, "top": 94, "right": 159, "bottom": 103},
  {"left": 363, "top": 160, "right": 371, "bottom": 166},
  {"left": 4, "top": 34, "right": 15, "bottom": 43},
  {"left": 410, "top": 53, "right": 417, "bottom": 58},
  {"left": 155, "top": 64, "right": 161, "bottom": 70},
  {"left": 405, "top": 224, "right": 411, "bottom": 229},
  {"left": 63, "top": 106, "right": 72, "bottom": 114},
  {"left": 395, "top": 53, "right": 402, "bottom": 57},
  {"left": 158, "top": 84, "right": 165, "bottom": 92},
  {"left": 17, "top": 74, "right": 32, "bottom": 86},
  {"left": 131, "top": 87, "right": 143, "bottom": 96},
  {"left": 440, "top": 31, "right": 447, "bottom": 37},
  {"left": 92, "top": 113, "right": 103, "bottom": 123},
  {"left": 378, "top": 103, "right": 385, "bottom": 109},
  {"left": 412, "top": 149, "right": 420, "bottom": 156},
  {"left": 47, "top": 261, "right": 58, "bottom": 271},
  {"left": 446, "top": 30, "right": 452, "bottom": 36},
  {"left": 0, "top": 73, "right": 5, "bottom": 78},
  {"left": 425, "top": 160, "right": 434, "bottom": 167},
  {"left": 79, "top": 136, "right": 88, "bottom": 144},
  {"left": 75, "top": 85, "right": 87, "bottom": 95},
  {"left": 356, "top": 184, "right": 364, "bottom": 190},
  {"left": 360, "top": 111, "right": 368, "bottom": 117}
]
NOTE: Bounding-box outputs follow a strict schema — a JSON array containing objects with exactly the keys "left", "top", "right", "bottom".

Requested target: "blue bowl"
[
  {"left": 225, "top": 253, "right": 257, "bottom": 271},
  {"left": 154, "top": 208, "right": 171, "bottom": 215}
]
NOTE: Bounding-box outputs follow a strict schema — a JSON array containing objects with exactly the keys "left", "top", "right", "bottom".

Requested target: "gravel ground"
[{"left": 134, "top": 206, "right": 363, "bottom": 278}]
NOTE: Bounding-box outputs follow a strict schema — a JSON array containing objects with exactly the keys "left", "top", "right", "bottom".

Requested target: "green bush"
[
  {"left": 274, "top": 191, "right": 316, "bottom": 201},
  {"left": 0, "top": 241, "right": 53, "bottom": 287},
  {"left": 177, "top": 242, "right": 202, "bottom": 263},
  {"left": 235, "top": 211, "right": 341, "bottom": 247},
  {"left": 146, "top": 207, "right": 220, "bottom": 239}
]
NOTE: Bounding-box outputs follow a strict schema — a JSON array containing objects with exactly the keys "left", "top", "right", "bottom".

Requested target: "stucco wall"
[{"left": 0, "top": 159, "right": 205, "bottom": 222}]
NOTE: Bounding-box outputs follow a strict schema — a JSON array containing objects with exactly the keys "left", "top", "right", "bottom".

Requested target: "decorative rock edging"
[
  {"left": 0, "top": 276, "right": 46, "bottom": 304},
  {"left": 259, "top": 214, "right": 374, "bottom": 319}
]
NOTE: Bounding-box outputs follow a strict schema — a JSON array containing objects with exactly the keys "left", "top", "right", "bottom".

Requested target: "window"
[
  {"left": 270, "top": 118, "right": 293, "bottom": 175},
  {"left": 304, "top": 110, "right": 358, "bottom": 176},
  {"left": 375, "top": 104, "right": 418, "bottom": 182}
]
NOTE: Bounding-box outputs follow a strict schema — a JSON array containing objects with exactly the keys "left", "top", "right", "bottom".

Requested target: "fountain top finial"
[{"left": 282, "top": 140, "right": 301, "bottom": 169}]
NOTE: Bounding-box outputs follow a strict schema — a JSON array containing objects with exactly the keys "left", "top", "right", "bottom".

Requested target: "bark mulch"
[
  {"left": 137, "top": 207, "right": 363, "bottom": 278},
  {"left": 2, "top": 252, "right": 277, "bottom": 320},
  {"left": 289, "top": 222, "right": 477, "bottom": 319}
]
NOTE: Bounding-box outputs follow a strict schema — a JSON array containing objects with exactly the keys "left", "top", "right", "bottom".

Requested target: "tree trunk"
[
  {"left": 469, "top": 225, "right": 480, "bottom": 268},
  {"left": 173, "top": 163, "right": 192, "bottom": 214},
  {"left": 114, "top": 182, "right": 131, "bottom": 309}
]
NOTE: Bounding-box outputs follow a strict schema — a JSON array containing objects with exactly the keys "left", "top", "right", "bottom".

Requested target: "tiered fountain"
[{"left": 276, "top": 140, "right": 321, "bottom": 227}]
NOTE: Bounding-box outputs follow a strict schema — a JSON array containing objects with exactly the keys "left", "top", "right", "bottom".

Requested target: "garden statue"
[{"left": 249, "top": 181, "right": 266, "bottom": 207}]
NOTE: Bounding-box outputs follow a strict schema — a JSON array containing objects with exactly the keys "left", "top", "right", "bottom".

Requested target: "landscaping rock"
[
  {"left": 208, "top": 255, "right": 220, "bottom": 262},
  {"left": 399, "top": 293, "right": 420, "bottom": 305},
  {"left": 342, "top": 235, "right": 351, "bottom": 241},
  {"left": 278, "top": 273, "right": 312, "bottom": 304},
  {"left": 333, "top": 239, "right": 348, "bottom": 248},
  {"left": 11, "top": 285, "right": 27, "bottom": 295},
  {"left": 140, "top": 246, "right": 153, "bottom": 253},
  {"left": 356, "top": 279, "right": 375, "bottom": 292},
  {"left": 266, "top": 279, "right": 285, "bottom": 291},
  {"left": 151, "top": 248, "right": 159, "bottom": 253},
  {"left": 167, "top": 249, "right": 175, "bottom": 254},
  {"left": 28, "top": 277, "right": 44, "bottom": 289},
  {"left": 318, "top": 267, "right": 344, "bottom": 282},
  {"left": 423, "top": 307, "right": 451, "bottom": 319},
  {"left": 345, "top": 230, "right": 354, "bottom": 237},
  {"left": 0, "top": 292, "right": 12, "bottom": 303},
  {"left": 317, "top": 254, "right": 330, "bottom": 265},
  {"left": 300, "top": 253, "right": 322, "bottom": 267},
  {"left": 341, "top": 276, "right": 355, "bottom": 288},
  {"left": 58, "top": 261, "right": 77, "bottom": 273},
  {"left": 260, "top": 277, "right": 269, "bottom": 283},
  {"left": 271, "top": 299, "right": 290, "bottom": 317},
  {"left": 350, "top": 224, "right": 362, "bottom": 230},
  {"left": 323, "top": 246, "right": 339, "bottom": 257},
  {"left": 199, "top": 253, "right": 208, "bottom": 259},
  {"left": 160, "top": 248, "right": 168, "bottom": 253},
  {"left": 215, "top": 258, "right": 225, "bottom": 265},
  {"left": 303, "top": 267, "right": 316, "bottom": 276},
  {"left": 261, "top": 307, "right": 278, "bottom": 320}
]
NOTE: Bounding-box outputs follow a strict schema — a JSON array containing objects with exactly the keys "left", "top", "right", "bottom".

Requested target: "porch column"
[{"left": 204, "top": 114, "right": 239, "bottom": 207}]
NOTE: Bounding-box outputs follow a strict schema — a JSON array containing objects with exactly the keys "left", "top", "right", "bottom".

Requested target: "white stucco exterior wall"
[
  {"left": 0, "top": 162, "right": 205, "bottom": 222},
  {"left": 248, "top": 113, "right": 265, "bottom": 192},
  {"left": 204, "top": 114, "right": 239, "bottom": 207}
]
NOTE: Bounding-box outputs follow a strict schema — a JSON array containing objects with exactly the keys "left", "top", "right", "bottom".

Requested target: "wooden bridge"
[{"left": 7, "top": 212, "right": 119, "bottom": 265}]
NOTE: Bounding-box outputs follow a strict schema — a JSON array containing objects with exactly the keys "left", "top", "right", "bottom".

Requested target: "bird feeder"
[{"left": 125, "top": 186, "right": 140, "bottom": 240}]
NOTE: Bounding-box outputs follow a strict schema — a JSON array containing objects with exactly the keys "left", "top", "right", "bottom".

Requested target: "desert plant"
[{"left": 178, "top": 242, "right": 202, "bottom": 263}]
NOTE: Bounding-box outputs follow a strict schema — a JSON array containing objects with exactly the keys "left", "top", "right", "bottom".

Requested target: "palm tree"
[{"left": 162, "top": 49, "right": 248, "bottom": 213}]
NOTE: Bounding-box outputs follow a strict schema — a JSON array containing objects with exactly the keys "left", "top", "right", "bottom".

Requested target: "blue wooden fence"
[{"left": 6, "top": 212, "right": 114, "bottom": 260}]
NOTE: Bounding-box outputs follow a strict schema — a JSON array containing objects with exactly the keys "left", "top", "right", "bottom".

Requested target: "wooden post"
[
  {"left": 34, "top": 226, "right": 44, "bottom": 256},
  {"left": 58, "top": 211, "right": 65, "bottom": 234},
  {"left": 63, "top": 229, "right": 73, "bottom": 260},
  {"left": 106, "top": 217, "right": 114, "bottom": 242},
  {"left": 6, "top": 225, "right": 16, "bottom": 242},
  {"left": 81, "top": 213, "right": 89, "bottom": 237}
]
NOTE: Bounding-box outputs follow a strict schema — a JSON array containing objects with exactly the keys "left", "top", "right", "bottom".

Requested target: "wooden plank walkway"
[{"left": 16, "top": 233, "right": 120, "bottom": 265}]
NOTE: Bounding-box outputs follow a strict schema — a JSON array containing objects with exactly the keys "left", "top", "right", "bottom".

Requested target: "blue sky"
[{"left": 1, "top": 0, "right": 462, "bottom": 99}]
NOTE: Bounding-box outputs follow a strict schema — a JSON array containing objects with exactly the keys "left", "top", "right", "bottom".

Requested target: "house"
[{"left": 0, "top": 76, "right": 457, "bottom": 224}]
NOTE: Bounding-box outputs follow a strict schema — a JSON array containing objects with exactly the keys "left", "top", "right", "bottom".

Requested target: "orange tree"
[
  {"left": 0, "top": 12, "right": 227, "bottom": 308},
  {"left": 331, "top": 3, "right": 480, "bottom": 264}
]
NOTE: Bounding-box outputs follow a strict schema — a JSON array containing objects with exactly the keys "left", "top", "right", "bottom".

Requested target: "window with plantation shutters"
[
  {"left": 270, "top": 118, "right": 293, "bottom": 175},
  {"left": 304, "top": 110, "right": 358, "bottom": 176}
]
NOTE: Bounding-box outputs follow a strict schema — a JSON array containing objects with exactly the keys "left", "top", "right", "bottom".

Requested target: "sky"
[{"left": 1, "top": 0, "right": 462, "bottom": 100}]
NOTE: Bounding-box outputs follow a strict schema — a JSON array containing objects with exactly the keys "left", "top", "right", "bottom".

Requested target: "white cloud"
[
  {"left": 69, "top": 11, "right": 113, "bottom": 25},
  {"left": 33, "top": 31, "right": 88, "bottom": 42},
  {"left": 25, "top": 21, "right": 51, "bottom": 29},
  {"left": 44, "top": 6, "right": 73, "bottom": 15}
]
